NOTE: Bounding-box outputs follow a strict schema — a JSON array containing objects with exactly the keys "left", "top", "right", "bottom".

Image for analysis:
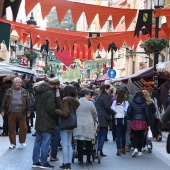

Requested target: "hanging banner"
[{"left": 17, "top": 55, "right": 28, "bottom": 66}]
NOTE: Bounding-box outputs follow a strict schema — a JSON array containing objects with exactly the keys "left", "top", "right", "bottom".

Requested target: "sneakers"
[
  {"left": 59, "top": 163, "right": 67, "bottom": 170},
  {"left": 67, "top": 163, "right": 71, "bottom": 170},
  {"left": 50, "top": 156, "right": 59, "bottom": 161},
  {"left": 138, "top": 152, "right": 143, "bottom": 156},
  {"left": 20, "top": 143, "right": 26, "bottom": 148},
  {"left": 132, "top": 149, "right": 138, "bottom": 157},
  {"left": 9, "top": 144, "right": 16, "bottom": 149},
  {"left": 40, "top": 162, "right": 54, "bottom": 169},
  {"left": 32, "top": 162, "right": 41, "bottom": 168},
  {"left": 148, "top": 145, "right": 152, "bottom": 153}
]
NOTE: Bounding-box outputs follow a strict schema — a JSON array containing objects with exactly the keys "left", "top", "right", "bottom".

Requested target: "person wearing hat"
[{"left": 32, "top": 77, "right": 62, "bottom": 169}]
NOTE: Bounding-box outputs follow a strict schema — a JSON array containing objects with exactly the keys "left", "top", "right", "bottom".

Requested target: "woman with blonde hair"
[{"left": 142, "top": 90, "right": 156, "bottom": 153}]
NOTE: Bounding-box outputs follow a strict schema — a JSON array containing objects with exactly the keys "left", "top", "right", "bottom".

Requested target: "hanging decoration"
[
  {"left": 62, "top": 65, "right": 67, "bottom": 74},
  {"left": 102, "top": 63, "right": 108, "bottom": 71},
  {"left": 79, "top": 65, "right": 84, "bottom": 72},
  {"left": 2, "top": 0, "right": 22, "bottom": 21},
  {"left": 70, "top": 63, "right": 75, "bottom": 69},
  {"left": 25, "top": 0, "right": 137, "bottom": 30},
  {"left": 134, "top": 10, "right": 153, "bottom": 37}
]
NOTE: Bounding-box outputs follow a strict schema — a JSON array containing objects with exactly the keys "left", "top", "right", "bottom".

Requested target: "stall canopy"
[
  {"left": 95, "top": 73, "right": 110, "bottom": 82},
  {"left": 0, "top": 62, "right": 35, "bottom": 75},
  {"left": 113, "top": 67, "right": 170, "bottom": 89},
  {"left": 0, "top": 67, "right": 14, "bottom": 76}
]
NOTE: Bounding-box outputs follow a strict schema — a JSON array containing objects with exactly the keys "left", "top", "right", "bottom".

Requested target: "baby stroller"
[{"left": 72, "top": 122, "right": 101, "bottom": 164}]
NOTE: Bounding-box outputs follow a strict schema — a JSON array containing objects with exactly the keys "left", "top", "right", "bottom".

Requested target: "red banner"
[{"left": 17, "top": 55, "right": 28, "bottom": 66}]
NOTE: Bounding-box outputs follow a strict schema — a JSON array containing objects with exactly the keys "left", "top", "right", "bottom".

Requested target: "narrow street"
[{"left": 0, "top": 114, "right": 170, "bottom": 170}]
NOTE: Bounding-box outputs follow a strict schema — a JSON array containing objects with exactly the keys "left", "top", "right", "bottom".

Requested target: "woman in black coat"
[{"left": 127, "top": 90, "right": 150, "bottom": 157}]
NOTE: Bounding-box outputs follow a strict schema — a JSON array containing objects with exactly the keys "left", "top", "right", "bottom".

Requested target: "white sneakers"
[
  {"left": 132, "top": 149, "right": 138, "bottom": 157},
  {"left": 9, "top": 144, "right": 16, "bottom": 149},
  {"left": 148, "top": 145, "right": 152, "bottom": 153},
  {"left": 138, "top": 152, "right": 143, "bottom": 156},
  {"left": 20, "top": 143, "right": 26, "bottom": 148},
  {"left": 132, "top": 149, "right": 143, "bottom": 157}
]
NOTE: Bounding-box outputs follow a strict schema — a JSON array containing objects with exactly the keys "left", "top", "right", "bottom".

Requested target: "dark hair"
[
  {"left": 5, "top": 80, "right": 12, "bottom": 85},
  {"left": 89, "top": 90, "right": 96, "bottom": 97},
  {"left": 80, "top": 88, "right": 90, "bottom": 97},
  {"left": 151, "top": 89, "right": 162, "bottom": 109},
  {"left": 63, "top": 85, "right": 77, "bottom": 98},
  {"left": 135, "top": 90, "right": 144, "bottom": 96},
  {"left": 116, "top": 89, "right": 126, "bottom": 104},
  {"left": 100, "top": 84, "right": 110, "bottom": 95}
]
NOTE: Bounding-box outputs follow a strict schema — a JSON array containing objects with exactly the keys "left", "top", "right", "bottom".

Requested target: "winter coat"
[
  {"left": 34, "top": 83, "right": 59, "bottom": 134},
  {"left": 1, "top": 87, "right": 30, "bottom": 115},
  {"left": 73, "top": 97, "right": 97, "bottom": 140},
  {"left": 55, "top": 96, "right": 80, "bottom": 130},
  {"left": 127, "top": 96, "right": 150, "bottom": 125},
  {"left": 95, "top": 92, "right": 113, "bottom": 127},
  {"left": 162, "top": 105, "right": 170, "bottom": 129},
  {"left": 147, "top": 101, "right": 156, "bottom": 129},
  {"left": 167, "top": 96, "right": 170, "bottom": 105}
]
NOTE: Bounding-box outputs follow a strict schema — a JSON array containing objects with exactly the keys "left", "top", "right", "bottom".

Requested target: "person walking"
[
  {"left": 111, "top": 89, "right": 129, "bottom": 156},
  {"left": 32, "top": 77, "right": 61, "bottom": 169},
  {"left": 0, "top": 80, "right": 13, "bottom": 136},
  {"left": 95, "top": 84, "right": 114, "bottom": 157},
  {"left": 142, "top": 90, "right": 156, "bottom": 153},
  {"left": 151, "top": 89, "right": 163, "bottom": 141},
  {"left": 127, "top": 90, "right": 150, "bottom": 157},
  {"left": 1, "top": 77, "right": 30, "bottom": 149},
  {"left": 55, "top": 85, "right": 80, "bottom": 170},
  {"left": 73, "top": 88, "right": 97, "bottom": 165}
]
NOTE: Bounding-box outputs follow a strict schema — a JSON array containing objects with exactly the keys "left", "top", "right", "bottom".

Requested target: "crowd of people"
[{"left": 0, "top": 75, "right": 166, "bottom": 170}]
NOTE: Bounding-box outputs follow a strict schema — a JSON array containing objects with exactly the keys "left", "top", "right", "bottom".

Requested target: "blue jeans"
[
  {"left": 98, "top": 127, "right": 108, "bottom": 150},
  {"left": 60, "top": 130, "right": 73, "bottom": 164},
  {"left": 115, "top": 119, "right": 127, "bottom": 149},
  {"left": 51, "top": 126, "right": 60, "bottom": 157},
  {"left": 32, "top": 131, "right": 52, "bottom": 165}
]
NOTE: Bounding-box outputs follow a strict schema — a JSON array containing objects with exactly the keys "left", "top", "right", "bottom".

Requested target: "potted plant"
[
  {"left": 24, "top": 50, "right": 38, "bottom": 60},
  {"left": 144, "top": 38, "right": 169, "bottom": 53}
]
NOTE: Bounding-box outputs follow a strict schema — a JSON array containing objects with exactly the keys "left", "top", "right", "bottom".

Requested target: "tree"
[{"left": 47, "top": 9, "right": 76, "bottom": 30}]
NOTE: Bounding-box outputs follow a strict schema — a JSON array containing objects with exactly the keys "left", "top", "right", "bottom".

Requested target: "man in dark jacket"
[
  {"left": 32, "top": 78, "right": 61, "bottom": 169},
  {"left": 0, "top": 80, "right": 12, "bottom": 136}
]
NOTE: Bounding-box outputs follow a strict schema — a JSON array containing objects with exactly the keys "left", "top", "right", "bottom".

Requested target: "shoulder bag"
[{"left": 59, "top": 103, "right": 77, "bottom": 130}]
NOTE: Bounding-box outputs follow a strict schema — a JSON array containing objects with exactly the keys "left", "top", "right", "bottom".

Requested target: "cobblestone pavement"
[{"left": 0, "top": 116, "right": 170, "bottom": 170}]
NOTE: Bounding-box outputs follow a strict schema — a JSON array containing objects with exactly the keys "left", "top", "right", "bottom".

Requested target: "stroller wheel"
[
  {"left": 97, "top": 151, "right": 101, "bottom": 164},
  {"left": 72, "top": 150, "right": 75, "bottom": 163}
]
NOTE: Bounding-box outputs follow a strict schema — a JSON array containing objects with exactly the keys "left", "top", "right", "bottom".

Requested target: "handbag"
[
  {"left": 59, "top": 104, "right": 77, "bottom": 130},
  {"left": 166, "top": 131, "right": 170, "bottom": 154},
  {"left": 147, "top": 127, "right": 153, "bottom": 139}
]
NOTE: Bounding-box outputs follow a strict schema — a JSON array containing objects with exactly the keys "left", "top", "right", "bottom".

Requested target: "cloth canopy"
[
  {"left": 95, "top": 73, "right": 110, "bottom": 82},
  {"left": 0, "top": 67, "right": 14, "bottom": 76}
]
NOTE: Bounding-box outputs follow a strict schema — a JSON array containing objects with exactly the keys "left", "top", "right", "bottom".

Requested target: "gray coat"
[{"left": 73, "top": 97, "right": 97, "bottom": 140}]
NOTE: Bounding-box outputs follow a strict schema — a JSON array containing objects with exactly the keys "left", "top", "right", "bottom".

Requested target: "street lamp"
[
  {"left": 26, "top": 12, "right": 37, "bottom": 67},
  {"left": 153, "top": 0, "right": 165, "bottom": 90}
]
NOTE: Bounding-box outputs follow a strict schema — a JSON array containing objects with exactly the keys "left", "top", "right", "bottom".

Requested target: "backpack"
[{"left": 114, "top": 103, "right": 125, "bottom": 119}]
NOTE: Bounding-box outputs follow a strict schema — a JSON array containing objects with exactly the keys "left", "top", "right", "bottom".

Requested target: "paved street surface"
[{"left": 0, "top": 116, "right": 170, "bottom": 170}]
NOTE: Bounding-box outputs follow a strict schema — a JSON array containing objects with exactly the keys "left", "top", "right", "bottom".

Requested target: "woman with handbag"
[
  {"left": 73, "top": 88, "right": 97, "bottom": 165},
  {"left": 142, "top": 90, "right": 156, "bottom": 153},
  {"left": 55, "top": 85, "right": 80, "bottom": 170}
]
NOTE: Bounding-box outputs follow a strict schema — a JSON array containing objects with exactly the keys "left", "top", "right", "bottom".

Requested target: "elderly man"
[
  {"left": 32, "top": 77, "right": 61, "bottom": 169},
  {"left": 1, "top": 77, "right": 30, "bottom": 149}
]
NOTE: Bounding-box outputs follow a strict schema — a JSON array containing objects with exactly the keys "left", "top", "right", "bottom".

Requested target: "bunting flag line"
[
  {"left": 134, "top": 9, "right": 153, "bottom": 37},
  {"left": 2, "top": 0, "right": 22, "bottom": 21},
  {"left": 0, "top": 22, "right": 11, "bottom": 50}
]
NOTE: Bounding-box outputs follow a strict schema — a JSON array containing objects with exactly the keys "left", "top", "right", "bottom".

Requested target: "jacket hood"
[
  {"left": 133, "top": 96, "right": 146, "bottom": 104},
  {"left": 35, "top": 84, "right": 52, "bottom": 94},
  {"left": 63, "top": 97, "right": 80, "bottom": 110}
]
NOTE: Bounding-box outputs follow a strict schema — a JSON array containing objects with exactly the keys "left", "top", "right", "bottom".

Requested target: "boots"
[
  {"left": 116, "top": 149, "right": 121, "bottom": 156},
  {"left": 100, "top": 150, "right": 106, "bottom": 157},
  {"left": 121, "top": 148, "right": 126, "bottom": 155}
]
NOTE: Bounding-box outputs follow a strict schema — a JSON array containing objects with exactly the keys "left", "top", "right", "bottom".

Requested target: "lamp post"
[
  {"left": 153, "top": 0, "right": 165, "bottom": 90},
  {"left": 26, "top": 12, "right": 37, "bottom": 67}
]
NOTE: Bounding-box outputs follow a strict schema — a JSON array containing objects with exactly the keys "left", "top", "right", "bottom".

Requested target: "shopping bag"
[{"left": 147, "top": 127, "right": 153, "bottom": 139}]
